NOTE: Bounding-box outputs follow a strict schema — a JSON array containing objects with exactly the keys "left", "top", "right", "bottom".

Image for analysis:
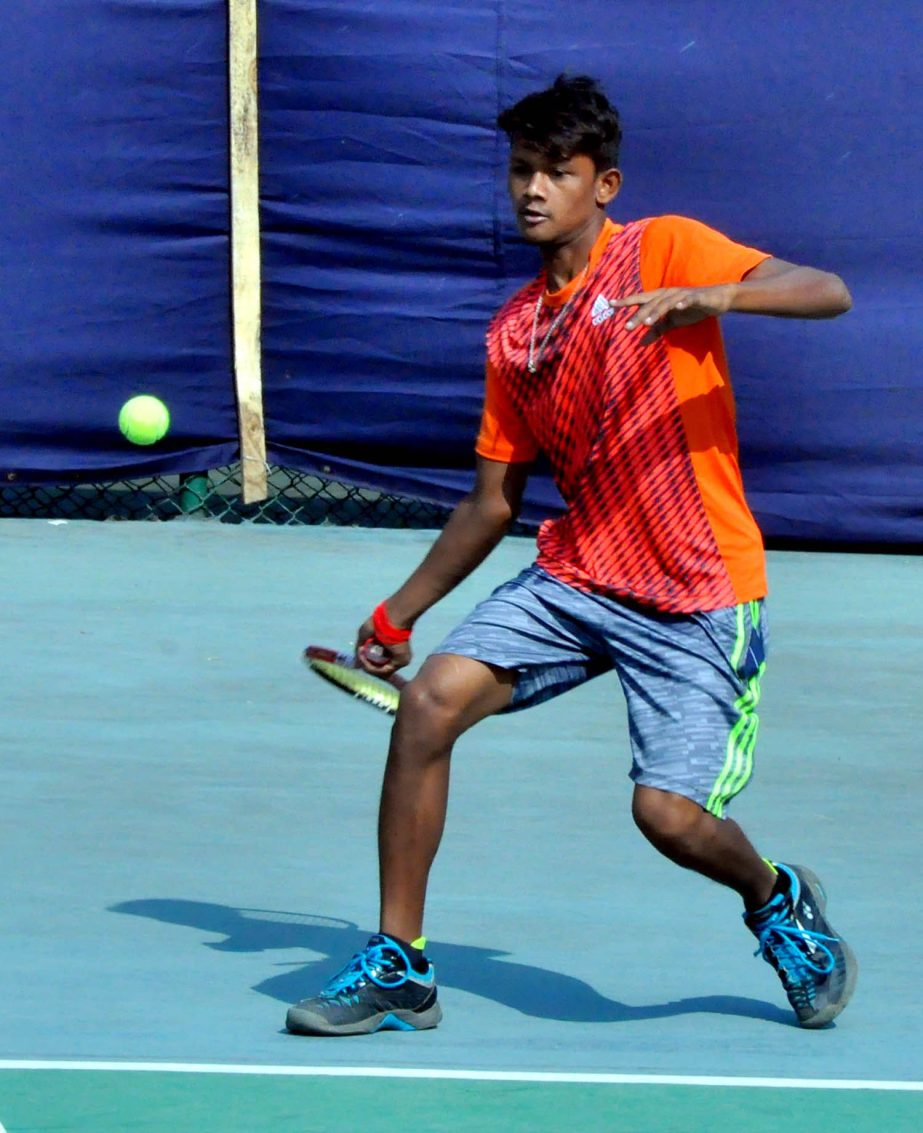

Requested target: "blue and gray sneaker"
[
  {"left": 745, "top": 862, "right": 858, "bottom": 1028},
  {"left": 285, "top": 934, "right": 442, "bottom": 1036}
]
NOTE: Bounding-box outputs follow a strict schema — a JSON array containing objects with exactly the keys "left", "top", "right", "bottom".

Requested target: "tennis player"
[{"left": 287, "top": 74, "right": 857, "bottom": 1036}]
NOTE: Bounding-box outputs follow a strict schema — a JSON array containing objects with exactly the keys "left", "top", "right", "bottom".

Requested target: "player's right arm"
[
  {"left": 613, "top": 215, "right": 851, "bottom": 342},
  {"left": 356, "top": 455, "right": 531, "bottom": 673}
]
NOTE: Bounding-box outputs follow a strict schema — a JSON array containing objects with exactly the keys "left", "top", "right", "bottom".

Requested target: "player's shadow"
[{"left": 110, "top": 898, "right": 795, "bottom": 1026}]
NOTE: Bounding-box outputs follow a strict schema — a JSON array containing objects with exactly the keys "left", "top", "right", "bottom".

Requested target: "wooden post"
[{"left": 228, "top": 0, "right": 267, "bottom": 503}]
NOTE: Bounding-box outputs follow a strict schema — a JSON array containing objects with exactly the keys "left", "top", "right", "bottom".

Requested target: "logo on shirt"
[{"left": 591, "top": 294, "right": 617, "bottom": 325}]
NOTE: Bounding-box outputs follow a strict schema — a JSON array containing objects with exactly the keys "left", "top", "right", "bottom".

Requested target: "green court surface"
[
  {"left": 1, "top": 1068, "right": 921, "bottom": 1133},
  {"left": 1, "top": 519, "right": 921, "bottom": 1131}
]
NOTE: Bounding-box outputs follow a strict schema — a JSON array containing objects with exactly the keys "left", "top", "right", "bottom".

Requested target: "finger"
[
  {"left": 626, "top": 298, "right": 677, "bottom": 331},
  {"left": 609, "top": 291, "right": 657, "bottom": 308},
  {"left": 354, "top": 619, "right": 375, "bottom": 656},
  {"left": 629, "top": 288, "right": 700, "bottom": 331},
  {"left": 358, "top": 636, "right": 390, "bottom": 671}
]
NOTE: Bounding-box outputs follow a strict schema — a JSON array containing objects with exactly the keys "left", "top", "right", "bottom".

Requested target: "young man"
[{"left": 286, "top": 75, "right": 856, "bottom": 1037}]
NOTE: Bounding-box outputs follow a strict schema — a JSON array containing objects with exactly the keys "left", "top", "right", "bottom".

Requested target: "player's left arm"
[{"left": 615, "top": 257, "right": 852, "bottom": 343}]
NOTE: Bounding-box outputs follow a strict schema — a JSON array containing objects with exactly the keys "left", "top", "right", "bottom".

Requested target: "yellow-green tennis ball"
[{"left": 118, "top": 395, "right": 170, "bottom": 446}]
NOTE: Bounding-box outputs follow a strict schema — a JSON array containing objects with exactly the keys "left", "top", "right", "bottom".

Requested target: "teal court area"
[
  {"left": 1, "top": 520, "right": 921, "bottom": 1130},
  {"left": 1, "top": 1067, "right": 922, "bottom": 1133}
]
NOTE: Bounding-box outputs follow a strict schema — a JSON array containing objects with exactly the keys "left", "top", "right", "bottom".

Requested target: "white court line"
[{"left": 0, "top": 1061, "right": 921, "bottom": 1091}]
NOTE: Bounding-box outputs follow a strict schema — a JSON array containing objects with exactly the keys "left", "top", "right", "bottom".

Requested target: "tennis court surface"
[{"left": 2, "top": 520, "right": 920, "bottom": 1130}]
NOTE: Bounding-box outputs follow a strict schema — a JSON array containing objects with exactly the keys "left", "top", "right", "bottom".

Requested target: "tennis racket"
[{"left": 303, "top": 644, "right": 407, "bottom": 716}]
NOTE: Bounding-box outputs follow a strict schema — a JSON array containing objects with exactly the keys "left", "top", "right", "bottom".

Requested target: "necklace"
[{"left": 527, "top": 265, "right": 589, "bottom": 374}]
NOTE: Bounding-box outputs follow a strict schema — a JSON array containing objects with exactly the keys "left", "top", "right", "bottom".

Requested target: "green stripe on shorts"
[{"left": 706, "top": 605, "right": 765, "bottom": 818}]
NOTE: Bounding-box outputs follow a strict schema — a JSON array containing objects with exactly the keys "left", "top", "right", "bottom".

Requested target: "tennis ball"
[{"left": 118, "top": 394, "right": 170, "bottom": 446}]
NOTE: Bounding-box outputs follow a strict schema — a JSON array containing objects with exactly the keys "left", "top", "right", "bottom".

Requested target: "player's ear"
[{"left": 596, "top": 168, "right": 622, "bottom": 207}]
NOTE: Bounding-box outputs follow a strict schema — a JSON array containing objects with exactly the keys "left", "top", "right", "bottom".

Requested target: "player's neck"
[{"left": 540, "top": 215, "right": 606, "bottom": 292}]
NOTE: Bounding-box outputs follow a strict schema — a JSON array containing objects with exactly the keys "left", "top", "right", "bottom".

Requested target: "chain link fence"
[{"left": 0, "top": 464, "right": 534, "bottom": 532}]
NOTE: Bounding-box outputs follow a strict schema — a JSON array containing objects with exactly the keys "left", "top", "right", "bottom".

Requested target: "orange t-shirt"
[{"left": 477, "top": 216, "right": 771, "bottom": 612}]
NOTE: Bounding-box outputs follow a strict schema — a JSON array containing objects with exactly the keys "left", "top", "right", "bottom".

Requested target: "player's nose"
[{"left": 522, "top": 171, "right": 547, "bottom": 198}]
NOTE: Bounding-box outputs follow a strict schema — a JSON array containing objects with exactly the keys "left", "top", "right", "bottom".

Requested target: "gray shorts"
[{"left": 434, "top": 565, "right": 768, "bottom": 817}]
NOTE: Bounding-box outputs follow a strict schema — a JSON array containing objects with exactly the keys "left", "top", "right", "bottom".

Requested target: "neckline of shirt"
[{"left": 542, "top": 219, "right": 622, "bottom": 308}]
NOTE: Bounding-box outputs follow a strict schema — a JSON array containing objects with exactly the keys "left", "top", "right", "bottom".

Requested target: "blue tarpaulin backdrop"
[
  {"left": 0, "top": 0, "right": 239, "bottom": 481},
  {"left": 1, "top": 1, "right": 921, "bottom": 543}
]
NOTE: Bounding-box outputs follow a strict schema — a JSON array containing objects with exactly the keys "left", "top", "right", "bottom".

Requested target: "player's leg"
[
  {"left": 285, "top": 654, "right": 511, "bottom": 1038},
  {"left": 630, "top": 785, "right": 774, "bottom": 909},
  {"left": 631, "top": 785, "right": 857, "bottom": 1027},
  {"left": 377, "top": 652, "right": 517, "bottom": 944},
  {"left": 286, "top": 564, "right": 609, "bottom": 1037},
  {"left": 377, "top": 564, "right": 611, "bottom": 948},
  {"left": 616, "top": 598, "right": 856, "bottom": 1028}
]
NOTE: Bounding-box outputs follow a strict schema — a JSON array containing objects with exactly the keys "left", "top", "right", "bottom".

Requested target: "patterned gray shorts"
[{"left": 434, "top": 565, "right": 768, "bottom": 817}]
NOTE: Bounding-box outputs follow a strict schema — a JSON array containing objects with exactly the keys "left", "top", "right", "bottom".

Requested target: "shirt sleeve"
[
  {"left": 640, "top": 215, "right": 772, "bottom": 291},
  {"left": 475, "top": 359, "right": 540, "bottom": 463}
]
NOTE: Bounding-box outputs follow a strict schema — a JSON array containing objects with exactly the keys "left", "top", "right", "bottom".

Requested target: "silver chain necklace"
[{"left": 527, "top": 266, "right": 589, "bottom": 374}]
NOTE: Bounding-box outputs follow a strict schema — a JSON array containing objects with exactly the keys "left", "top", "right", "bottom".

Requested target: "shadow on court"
[{"left": 111, "top": 898, "right": 793, "bottom": 1027}]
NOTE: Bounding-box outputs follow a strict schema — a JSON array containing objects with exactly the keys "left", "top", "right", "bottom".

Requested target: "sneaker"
[
  {"left": 745, "top": 862, "right": 858, "bottom": 1028},
  {"left": 285, "top": 934, "right": 442, "bottom": 1036}
]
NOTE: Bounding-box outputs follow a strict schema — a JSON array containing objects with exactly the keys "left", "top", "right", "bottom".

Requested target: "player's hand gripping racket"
[{"left": 303, "top": 643, "right": 407, "bottom": 716}]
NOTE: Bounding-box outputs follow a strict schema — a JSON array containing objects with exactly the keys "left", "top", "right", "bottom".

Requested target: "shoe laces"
[
  {"left": 320, "top": 938, "right": 410, "bottom": 1001},
  {"left": 753, "top": 916, "right": 837, "bottom": 991}
]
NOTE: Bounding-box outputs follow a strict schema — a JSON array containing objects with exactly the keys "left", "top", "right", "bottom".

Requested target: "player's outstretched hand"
[
  {"left": 613, "top": 284, "right": 735, "bottom": 343},
  {"left": 355, "top": 620, "right": 412, "bottom": 676}
]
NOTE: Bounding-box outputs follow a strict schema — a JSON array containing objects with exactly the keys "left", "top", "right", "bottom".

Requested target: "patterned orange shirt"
[{"left": 477, "top": 215, "right": 770, "bottom": 613}]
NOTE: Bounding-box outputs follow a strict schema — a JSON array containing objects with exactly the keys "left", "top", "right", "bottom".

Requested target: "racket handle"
[{"left": 358, "top": 639, "right": 409, "bottom": 690}]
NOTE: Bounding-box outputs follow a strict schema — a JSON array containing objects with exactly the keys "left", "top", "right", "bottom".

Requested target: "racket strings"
[{"left": 308, "top": 656, "right": 401, "bottom": 715}]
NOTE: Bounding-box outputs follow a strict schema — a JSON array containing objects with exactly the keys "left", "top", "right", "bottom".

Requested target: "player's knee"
[
  {"left": 395, "top": 673, "right": 467, "bottom": 745},
  {"left": 395, "top": 653, "right": 510, "bottom": 745},
  {"left": 632, "top": 786, "right": 705, "bottom": 852}
]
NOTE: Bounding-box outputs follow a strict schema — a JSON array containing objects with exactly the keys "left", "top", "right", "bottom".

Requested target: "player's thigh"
[
  {"left": 397, "top": 652, "right": 516, "bottom": 739},
  {"left": 432, "top": 565, "right": 613, "bottom": 714}
]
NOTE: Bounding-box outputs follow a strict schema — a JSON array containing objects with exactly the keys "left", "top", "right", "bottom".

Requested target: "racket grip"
[{"left": 359, "top": 638, "right": 408, "bottom": 690}]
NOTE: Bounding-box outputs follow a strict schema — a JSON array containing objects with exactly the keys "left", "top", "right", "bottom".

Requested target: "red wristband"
[{"left": 372, "top": 602, "right": 412, "bottom": 646}]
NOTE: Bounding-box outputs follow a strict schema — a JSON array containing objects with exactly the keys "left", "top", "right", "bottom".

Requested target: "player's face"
[{"left": 507, "top": 145, "right": 620, "bottom": 246}]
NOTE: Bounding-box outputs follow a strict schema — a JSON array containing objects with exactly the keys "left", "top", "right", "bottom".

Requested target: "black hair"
[{"left": 496, "top": 74, "right": 621, "bottom": 171}]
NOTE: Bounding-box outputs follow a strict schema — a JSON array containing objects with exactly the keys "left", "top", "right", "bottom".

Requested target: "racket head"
[{"left": 304, "top": 645, "right": 404, "bottom": 716}]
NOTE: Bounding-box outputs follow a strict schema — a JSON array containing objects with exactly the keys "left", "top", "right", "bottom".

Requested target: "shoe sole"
[
  {"left": 286, "top": 1001, "right": 443, "bottom": 1037},
  {"left": 790, "top": 865, "right": 859, "bottom": 1029}
]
